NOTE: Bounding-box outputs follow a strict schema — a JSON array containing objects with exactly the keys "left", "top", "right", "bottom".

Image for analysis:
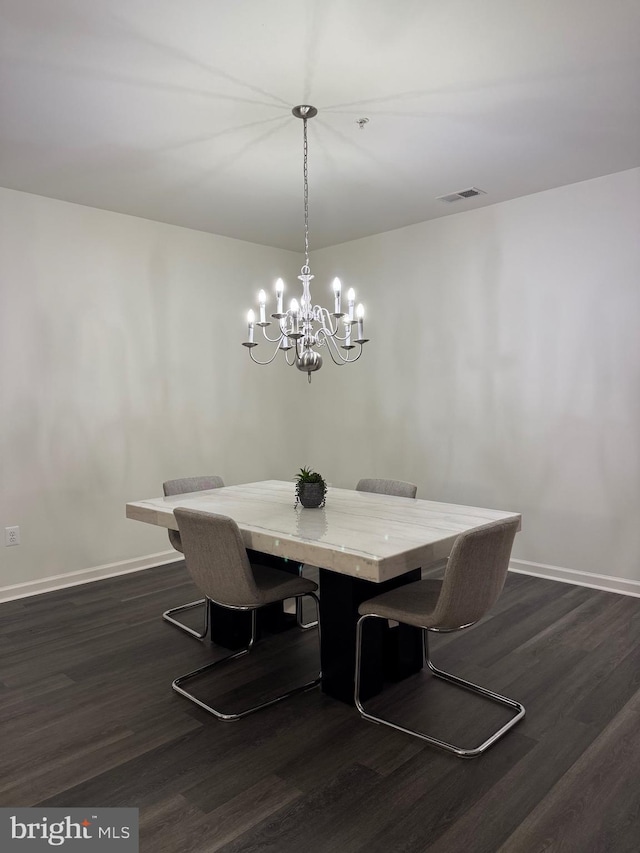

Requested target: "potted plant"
[{"left": 295, "top": 467, "right": 328, "bottom": 508}]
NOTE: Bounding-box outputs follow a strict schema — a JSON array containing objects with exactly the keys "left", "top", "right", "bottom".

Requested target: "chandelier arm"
[
  {"left": 324, "top": 346, "right": 348, "bottom": 366},
  {"left": 322, "top": 332, "right": 341, "bottom": 354},
  {"left": 261, "top": 313, "right": 294, "bottom": 342},
  {"left": 248, "top": 342, "right": 284, "bottom": 366},
  {"left": 285, "top": 349, "right": 297, "bottom": 366},
  {"left": 344, "top": 344, "right": 364, "bottom": 363},
  {"left": 317, "top": 306, "right": 352, "bottom": 341},
  {"left": 332, "top": 341, "right": 363, "bottom": 364},
  {"left": 327, "top": 323, "right": 352, "bottom": 343},
  {"left": 315, "top": 307, "right": 340, "bottom": 338},
  {"left": 316, "top": 328, "right": 347, "bottom": 348},
  {"left": 261, "top": 326, "right": 286, "bottom": 343},
  {"left": 322, "top": 334, "right": 354, "bottom": 365}
]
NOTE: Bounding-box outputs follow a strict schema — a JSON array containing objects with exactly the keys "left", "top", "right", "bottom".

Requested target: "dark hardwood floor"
[{"left": 1, "top": 563, "right": 640, "bottom": 852}]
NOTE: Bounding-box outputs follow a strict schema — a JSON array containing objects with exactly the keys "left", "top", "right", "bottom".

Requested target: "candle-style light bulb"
[
  {"left": 247, "top": 309, "right": 255, "bottom": 344},
  {"left": 356, "top": 303, "right": 365, "bottom": 342},
  {"left": 332, "top": 277, "right": 342, "bottom": 315},
  {"left": 343, "top": 315, "right": 352, "bottom": 348},
  {"left": 290, "top": 298, "right": 300, "bottom": 336},
  {"left": 258, "top": 289, "right": 267, "bottom": 324},
  {"left": 274, "top": 278, "right": 284, "bottom": 317},
  {"left": 347, "top": 287, "right": 356, "bottom": 321}
]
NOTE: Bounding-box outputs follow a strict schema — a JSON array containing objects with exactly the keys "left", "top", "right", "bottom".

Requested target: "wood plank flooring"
[{"left": 1, "top": 563, "right": 640, "bottom": 852}]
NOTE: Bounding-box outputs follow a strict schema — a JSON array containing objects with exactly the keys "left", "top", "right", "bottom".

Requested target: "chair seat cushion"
[
  {"left": 358, "top": 579, "right": 444, "bottom": 628},
  {"left": 252, "top": 563, "right": 318, "bottom": 607}
]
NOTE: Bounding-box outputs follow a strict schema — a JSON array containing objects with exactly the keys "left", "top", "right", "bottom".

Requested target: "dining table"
[{"left": 126, "top": 480, "right": 521, "bottom": 704}]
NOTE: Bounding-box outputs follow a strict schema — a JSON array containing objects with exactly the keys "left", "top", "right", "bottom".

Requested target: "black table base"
[{"left": 319, "top": 567, "right": 423, "bottom": 705}]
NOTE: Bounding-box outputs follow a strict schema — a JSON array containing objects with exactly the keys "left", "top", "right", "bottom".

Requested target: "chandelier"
[{"left": 243, "top": 105, "right": 368, "bottom": 382}]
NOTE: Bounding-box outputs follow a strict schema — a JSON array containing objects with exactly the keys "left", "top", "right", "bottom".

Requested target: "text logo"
[{"left": 1, "top": 809, "right": 138, "bottom": 851}]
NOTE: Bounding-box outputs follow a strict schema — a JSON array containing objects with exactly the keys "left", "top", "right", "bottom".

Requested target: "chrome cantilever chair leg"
[
  {"left": 162, "top": 598, "right": 209, "bottom": 640},
  {"left": 172, "top": 593, "right": 322, "bottom": 721},
  {"left": 354, "top": 615, "right": 525, "bottom": 758}
]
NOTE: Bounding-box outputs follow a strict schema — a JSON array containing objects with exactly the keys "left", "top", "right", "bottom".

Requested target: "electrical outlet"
[{"left": 5, "top": 526, "right": 20, "bottom": 546}]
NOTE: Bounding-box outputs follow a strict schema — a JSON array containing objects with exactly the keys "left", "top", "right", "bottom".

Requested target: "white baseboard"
[
  {"left": 0, "top": 551, "right": 181, "bottom": 603},
  {"left": 509, "top": 558, "right": 640, "bottom": 598}
]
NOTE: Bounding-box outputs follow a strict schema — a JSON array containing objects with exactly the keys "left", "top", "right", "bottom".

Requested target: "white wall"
[
  {"left": 0, "top": 188, "right": 305, "bottom": 588},
  {"left": 308, "top": 169, "right": 640, "bottom": 583},
  {"left": 2, "top": 169, "right": 639, "bottom": 594}
]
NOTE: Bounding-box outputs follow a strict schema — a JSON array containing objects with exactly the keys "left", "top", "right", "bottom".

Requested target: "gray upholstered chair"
[
  {"left": 162, "top": 475, "right": 225, "bottom": 639},
  {"left": 171, "top": 508, "right": 321, "bottom": 720},
  {"left": 354, "top": 518, "right": 524, "bottom": 758},
  {"left": 356, "top": 478, "right": 418, "bottom": 499}
]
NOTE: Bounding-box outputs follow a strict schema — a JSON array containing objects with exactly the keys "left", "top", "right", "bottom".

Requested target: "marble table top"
[{"left": 127, "top": 480, "right": 521, "bottom": 583}]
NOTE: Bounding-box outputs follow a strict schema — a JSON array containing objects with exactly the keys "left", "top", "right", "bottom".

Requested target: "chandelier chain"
[{"left": 303, "top": 117, "right": 309, "bottom": 267}]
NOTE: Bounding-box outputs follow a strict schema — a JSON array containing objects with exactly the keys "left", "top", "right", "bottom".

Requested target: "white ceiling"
[{"left": 1, "top": 0, "right": 639, "bottom": 251}]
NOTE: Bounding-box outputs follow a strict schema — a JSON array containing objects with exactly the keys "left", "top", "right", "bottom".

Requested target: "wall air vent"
[{"left": 437, "top": 187, "right": 487, "bottom": 203}]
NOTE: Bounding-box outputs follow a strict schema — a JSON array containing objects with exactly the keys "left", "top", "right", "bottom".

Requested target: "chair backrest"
[
  {"left": 163, "top": 475, "right": 225, "bottom": 552},
  {"left": 430, "top": 518, "right": 519, "bottom": 630},
  {"left": 173, "top": 508, "right": 260, "bottom": 608},
  {"left": 356, "top": 478, "right": 417, "bottom": 499},
  {"left": 163, "top": 475, "right": 225, "bottom": 496}
]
